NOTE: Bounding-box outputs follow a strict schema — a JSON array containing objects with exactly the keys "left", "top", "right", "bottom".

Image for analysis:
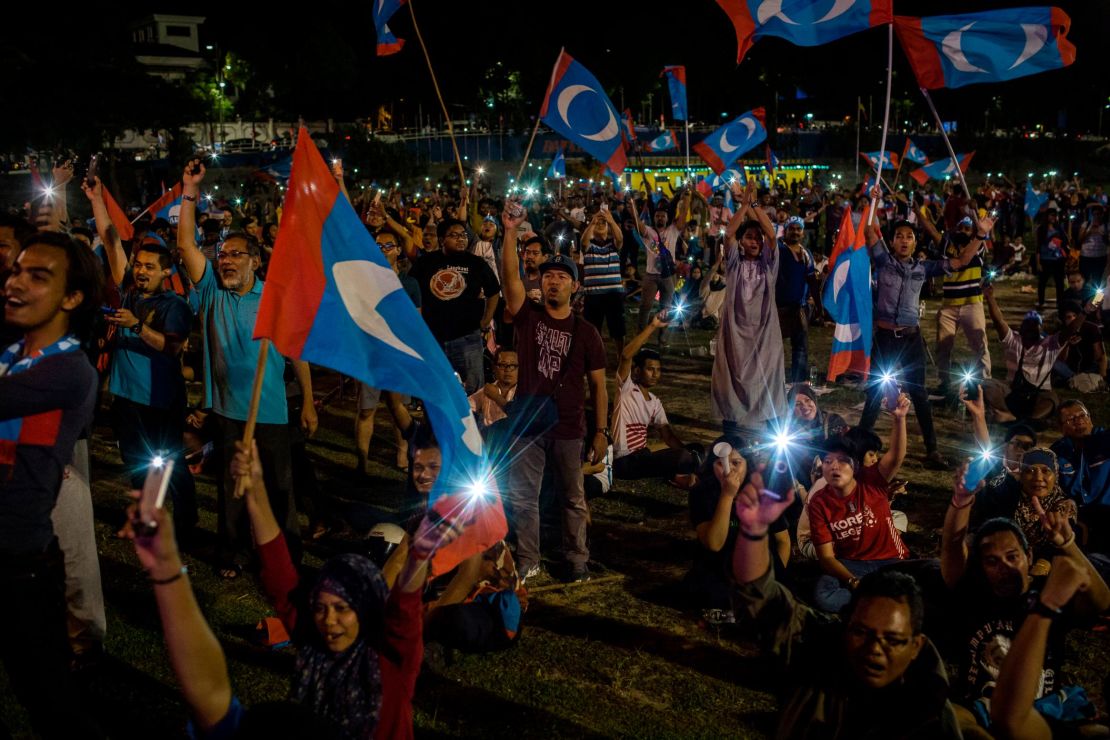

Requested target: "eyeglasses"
[
  {"left": 495, "top": 363, "right": 519, "bottom": 369},
  {"left": 1062, "top": 410, "right": 1090, "bottom": 426},
  {"left": 444, "top": 231, "right": 468, "bottom": 240},
  {"left": 379, "top": 242, "right": 399, "bottom": 251},
  {"left": 217, "top": 250, "right": 252, "bottom": 260},
  {"left": 846, "top": 624, "right": 913, "bottom": 653},
  {"left": 1007, "top": 438, "right": 1035, "bottom": 451}
]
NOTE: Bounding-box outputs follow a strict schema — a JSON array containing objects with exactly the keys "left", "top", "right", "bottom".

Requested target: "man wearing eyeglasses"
[
  {"left": 178, "top": 160, "right": 317, "bottom": 578},
  {"left": 1052, "top": 400, "right": 1110, "bottom": 554},
  {"left": 408, "top": 217, "right": 500, "bottom": 394},
  {"left": 468, "top": 349, "right": 517, "bottom": 430},
  {"left": 731, "top": 472, "right": 962, "bottom": 738}
]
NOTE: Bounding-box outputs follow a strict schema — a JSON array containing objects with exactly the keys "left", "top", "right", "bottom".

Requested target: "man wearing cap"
[
  {"left": 921, "top": 215, "right": 991, "bottom": 397},
  {"left": 408, "top": 217, "right": 500, "bottom": 394},
  {"left": 980, "top": 283, "right": 1088, "bottom": 424},
  {"left": 775, "top": 215, "right": 820, "bottom": 384},
  {"left": 860, "top": 214, "right": 990, "bottom": 470},
  {"left": 500, "top": 206, "right": 608, "bottom": 583}
]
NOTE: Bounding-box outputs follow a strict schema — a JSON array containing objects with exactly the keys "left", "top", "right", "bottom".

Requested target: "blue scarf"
[{"left": 0, "top": 334, "right": 81, "bottom": 470}]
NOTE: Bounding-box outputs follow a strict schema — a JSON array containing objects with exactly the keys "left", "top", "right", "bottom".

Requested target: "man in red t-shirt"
[
  {"left": 808, "top": 392, "right": 911, "bottom": 612},
  {"left": 500, "top": 205, "right": 608, "bottom": 584}
]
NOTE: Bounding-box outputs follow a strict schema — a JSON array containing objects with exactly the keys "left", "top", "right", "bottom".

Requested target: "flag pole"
[
  {"left": 868, "top": 24, "right": 894, "bottom": 227},
  {"left": 407, "top": 0, "right": 465, "bottom": 187},
  {"left": 854, "top": 96, "right": 861, "bottom": 182},
  {"left": 684, "top": 121, "right": 690, "bottom": 175},
  {"left": 516, "top": 115, "right": 543, "bottom": 184},
  {"left": 919, "top": 87, "right": 972, "bottom": 200},
  {"left": 891, "top": 140, "right": 906, "bottom": 191},
  {"left": 233, "top": 337, "right": 270, "bottom": 498}
]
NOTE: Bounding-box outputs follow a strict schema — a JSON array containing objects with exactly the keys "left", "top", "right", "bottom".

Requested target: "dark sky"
[{"left": 9, "top": 1, "right": 1106, "bottom": 132}]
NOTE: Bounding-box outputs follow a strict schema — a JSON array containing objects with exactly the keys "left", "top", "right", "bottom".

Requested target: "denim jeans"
[
  {"left": 814, "top": 558, "right": 903, "bottom": 613},
  {"left": 442, "top": 331, "right": 485, "bottom": 395},
  {"left": 506, "top": 436, "right": 588, "bottom": 573},
  {"left": 778, "top": 305, "right": 809, "bottom": 384}
]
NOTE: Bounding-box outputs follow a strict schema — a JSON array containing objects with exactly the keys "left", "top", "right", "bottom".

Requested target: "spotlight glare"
[{"left": 151, "top": 455, "right": 165, "bottom": 469}]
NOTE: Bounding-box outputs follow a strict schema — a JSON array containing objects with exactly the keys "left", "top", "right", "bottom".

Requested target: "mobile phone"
[
  {"left": 189, "top": 159, "right": 202, "bottom": 176},
  {"left": 880, "top": 373, "right": 901, "bottom": 411},
  {"left": 134, "top": 458, "right": 174, "bottom": 537},
  {"left": 86, "top": 153, "right": 99, "bottom": 188},
  {"left": 99, "top": 305, "right": 117, "bottom": 315},
  {"left": 507, "top": 201, "right": 525, "bottom": 219}
]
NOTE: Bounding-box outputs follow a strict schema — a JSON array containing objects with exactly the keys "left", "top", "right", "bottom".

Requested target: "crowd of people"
[{"left": 2, "top": 151, "right": 1110, "bottom": 739}]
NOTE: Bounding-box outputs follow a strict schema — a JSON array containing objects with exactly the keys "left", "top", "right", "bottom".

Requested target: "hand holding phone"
[
  {"left": 86, "top": 153, "right": 100, "bottom": 189},
  {"left": 134, "top": 458, "right": 174, "bottom": 537}
]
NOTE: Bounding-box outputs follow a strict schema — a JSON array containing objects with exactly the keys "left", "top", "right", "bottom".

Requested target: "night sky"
[{"left": 6, "top": 1, "right": 1106, "bottom": 134}]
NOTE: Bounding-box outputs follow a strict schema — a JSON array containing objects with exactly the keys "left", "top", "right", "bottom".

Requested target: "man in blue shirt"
[
  {"left": 178, "top": 160, "right": 317, "bottom": 577},
  {"left": 775, "top": 216, "right": 819, "bottom": 384},
  {"left": 859, "top": 216, "right": 989, "bottom": 470},
  {"left": 1051, "top": 400, "right": 1110, "bottom": 554},
  {"left": 105, "top": 238, "right": 198, "bottom": 537}
]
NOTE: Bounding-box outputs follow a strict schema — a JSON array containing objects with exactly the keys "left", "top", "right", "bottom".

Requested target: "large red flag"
[{"left": 101, "top": 187, "right": 135, "bottom": 242}]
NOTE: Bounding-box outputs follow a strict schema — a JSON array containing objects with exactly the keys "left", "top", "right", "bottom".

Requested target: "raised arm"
[
  {"left": 617, "top": 313, "right": 667, "bottom": 382},
  {"left": 696, "top": 456, "right": 746, "bottom": 553},
  {"left": 602, "top": 203, "right": 622, "bottom": 248},
  {"left": 731, "top": 470, "right": 796, "bottom": 584},
  {"left": 941, "top": 468, "right": 978, "bottom": 589},
  {"left": 982, "top": 283, "right": 1010, "bottom": 341},
  {"left": 81, "top": 177, "right": 129, "bottom": 286},
  {"left": 876, "top": 392, "right": 910, "bottom": 481},
  {"left": 177, "top": 159, "right": 209, "bottom": 284},
  {"left": 499, "top": 204, "right": 527, "bottom": 316},
  {"left": 960, "top": 386, "right": 991, "bottom": 450},
  {"left": 949, "top": 214, "right": 996, "bottom": 270}
]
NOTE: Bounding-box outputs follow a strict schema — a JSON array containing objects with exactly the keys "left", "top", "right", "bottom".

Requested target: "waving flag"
[
  {"left": 861, "top": 150, "right": 899, "bottom": 170},
  {"left": 695, "top": 177, "right": 714, "bottom": 198},
  {"left": 546, "top": 150, "right": 566, "bottom": 180},
  {"left": 823, "top": 205, "right": 872, "bottom": 382},
  {"left": 1024, "top": 182, "right": 1049, "bottom": 219},
  {"left": 909, "top": 152, "right": 975, "bottom": 185},
  {"left": 540, "top": 50, "right": 627, "bottom": 174},
  {"left": 373, "top": 0, "right": 407, "bottom": 56},
  {"left": 693, "top": 108, "right": 766, "bottom": 174},
  {"left": 621, "top": 109, "right": 637, "bottom": 142},
  {"left": 101, "top": 187, "right": 136, "bottom": 242},
  {"left": 255, "top": 129, "right": 505, "bottom": 574},
  {"left": 716, "top": 0, "right": 893, "bottom": 63},
  {"left": 645, "top": 130, "right": 678, "bottom": 153},
  {"left": 765, "top": 145, "right": 780, "bottom": 175},
  {"left": 157, "top": 191, "right": 208, "bottom": 224},
  {"left": 902, "top": 138, "right": 929, "bottom": 165},
  {"left": 661, "top": 66, "right": 688, "bottom": 121},
  {"left": 894, "top": 8, "right": 1074, "bottom": 90}
]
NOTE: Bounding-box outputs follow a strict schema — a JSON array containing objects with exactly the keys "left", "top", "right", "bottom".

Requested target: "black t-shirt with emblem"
[{"left": 408, "top": 250, "right": 500, "bottom": 343}]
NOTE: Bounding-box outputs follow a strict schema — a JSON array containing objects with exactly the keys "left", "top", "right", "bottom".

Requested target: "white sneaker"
[{"left": 521, "top": 564, "right": 542, "bottom": 583}]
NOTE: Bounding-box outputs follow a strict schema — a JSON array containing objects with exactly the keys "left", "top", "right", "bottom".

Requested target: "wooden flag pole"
[
  {"left": 868, "top": 24, "right": 894, "bottom": 227},
  {"left": 516, "top": 115, "right": 543, "bottom": 185},
  {"left": 919, "top": 87, "right": 972, "bottom": 201},
  {"left": 233, "top": 337, "right": 270, "bottom": 498},
  {"left": 407, "top": 0, "right": 465, "bottom": 187}
]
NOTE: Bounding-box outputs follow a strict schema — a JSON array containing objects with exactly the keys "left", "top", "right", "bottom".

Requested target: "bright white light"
[
  {"left": 151, "top": 455, "right": 165, "bottom": 469},
  {"left": 879, "top": 370, "right": 896, "bottom": 385},
  {"left": 771, "top": 430, "right": 795, "bottom": 454},
  {"left": 962, "top": 370, "right": 975, "bottom": 384},
  {"left": 476, "top": 167, "right": 486, "bottom": 176},
  {"left": 465, "top": 475, "right": 490, "bottom": 500}
]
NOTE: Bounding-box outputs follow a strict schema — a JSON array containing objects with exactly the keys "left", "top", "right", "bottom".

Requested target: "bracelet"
[
  {"left": 1057, "top": 532, "right": 1076, "bottom": 549},
  {"left": 150, "top": 565, "right": 188, "bottom": 585},
  {"left": 977, "top": 233, "right": 989, "bottom": 240},
  {"left": 739, "top": 528, "right": 768, "bottom": 541},
  {"left": 950, "top": 496, "right": 975, "bottom": 510},
  {"left": 182, "top": 194, "right": 197, "bottom": 202}
]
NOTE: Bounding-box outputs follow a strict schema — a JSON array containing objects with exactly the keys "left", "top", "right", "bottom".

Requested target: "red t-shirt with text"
[{"left": 808, "top": 465, "right": 907, "bottom": 561}]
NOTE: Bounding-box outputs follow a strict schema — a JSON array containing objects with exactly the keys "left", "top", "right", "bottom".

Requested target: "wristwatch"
[
  {"left": 131, "top": 319, "right": 144, "bottom": 335},
  {"left": 1025, "top": 591, "right": 1064, "bottom": 619}
]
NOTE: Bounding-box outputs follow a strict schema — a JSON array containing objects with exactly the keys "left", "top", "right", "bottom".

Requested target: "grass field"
[{"left": 2, "top": 276, "right": 1109, "bottom": 739}]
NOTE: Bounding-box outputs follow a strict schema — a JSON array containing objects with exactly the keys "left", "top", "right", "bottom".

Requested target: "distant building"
[{"left": 130, "top": 14, "right": 207, "bottom": 82}]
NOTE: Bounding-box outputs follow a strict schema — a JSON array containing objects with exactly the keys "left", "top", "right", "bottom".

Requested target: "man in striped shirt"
[
  {"left": 923, "top": 215, "right": 991, "bottom": 395},
  {"left": 580, "top": 204, "right": 625, "bottom": 357}
]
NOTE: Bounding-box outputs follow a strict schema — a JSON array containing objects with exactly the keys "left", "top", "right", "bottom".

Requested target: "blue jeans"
[
  {"left": 443, "top": 331, "right": 484, "bottom": 395},
  {"left": 778, "top": 306, "right": 809, "bottom": 384},
  {"left": 814, "top": 558, "right": 903, "bottom": 613}
]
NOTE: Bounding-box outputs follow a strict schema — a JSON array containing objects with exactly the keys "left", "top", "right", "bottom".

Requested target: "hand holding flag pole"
[{"left": 233, "top": 339, "right": 270, "bottom": 499}]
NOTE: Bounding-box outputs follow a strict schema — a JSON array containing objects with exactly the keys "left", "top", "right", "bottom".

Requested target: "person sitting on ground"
[
  {"left": 468, "top": 348, "right": 517, "bottom": 431},
  {"left": 732, "top": 478, "right": 962, "bottom": 738},
  {"left": 807, "top": 393, "right": 911, "bottom": 613},
  {"left": 940, "top": 473, "right": 1110, "bottom": 737},
  {"left": 242, "top": 440, "right": 456, "bottom": 737},
  {"left": 783, "top": 383, "right": 848, "bottom": 490},
  {"left": 686, "top": 438, "right": 789, "bottom": 618},
  {"left": 979, "top": 282, "right": 1087, "bottom": 424},
  {"left": 1052, "top": 300, "right": 1106, "bottom": 391},
  {"left": 611, "top": 313, "right": 702, "bottom": 487},
  {"left": 1052, "top": 400, "right": 1110, "bottom": 555}
]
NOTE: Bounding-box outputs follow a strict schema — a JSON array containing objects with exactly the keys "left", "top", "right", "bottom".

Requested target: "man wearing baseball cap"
[
  {"left": 775, "top": 215, "right": 819, "bottom": 384},
  {"left": 500, "top": 207, "right": 608, "bottom": 584}
]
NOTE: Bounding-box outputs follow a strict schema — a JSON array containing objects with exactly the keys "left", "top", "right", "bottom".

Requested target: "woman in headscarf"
[{"left": 784, "top": 383, "right": 849, "bottom": 490}]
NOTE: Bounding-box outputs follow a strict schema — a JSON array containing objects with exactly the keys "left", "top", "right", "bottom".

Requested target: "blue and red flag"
[
  {"left": 902, "top": 138, "right": 929, "bottom": 165},
  {"left": 765, "top": 145, "right": 780, "bottom": 175},
  {"left": 645, "top": 130, "right": 678, "bottom": 153},
  {"left": 540, "top": 50, "right": 627, "bottom": 175},
  {"left": 254, "top": 129, "right": 505, "bottom": 575},
  {"left": 546, "top": 150, "right": 566, "bottom": 180},
  {"left": 1024, "top": 181, "right": 1049, "bottom": 219},
  {"left": 909, "top": 151, "right": 975, "bottom": 185},
  {"left": 716, "top": 0, "right": 893, "bottom": 62},
  {"left": 693, "top": 107, "right": 766, "bottom": 175},
  {"left": 661, "top": 66, "right": 688, "bottom": 121},
  {"left": 894, "top": 7, "right": 1074, "bottom": 90},
  {"left": 373, "top": 0, "right": 407, "bottom": 56},
  {"left": 823, "top": 205, "right": 872, "bottom": 382},
  {"left": 861, "top": 150, "right": 899, "bottom": 170}
]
